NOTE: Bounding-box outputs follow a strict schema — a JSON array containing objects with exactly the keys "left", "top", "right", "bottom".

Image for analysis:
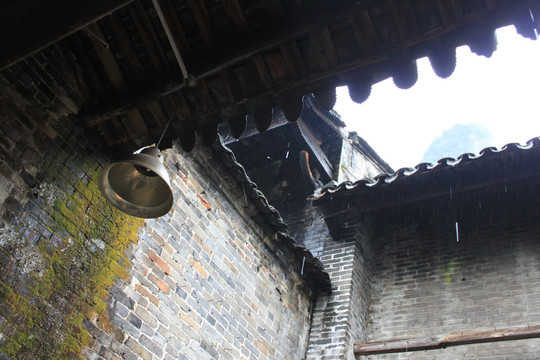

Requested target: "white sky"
[{"left": 334, "top": 26, "right": 540, "bottom": 170}]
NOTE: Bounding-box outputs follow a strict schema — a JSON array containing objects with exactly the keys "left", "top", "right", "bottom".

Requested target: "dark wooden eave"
[
  {"left": 1, "top": 0, "right": 539, "bottom": 153},
  {"left": 0, "top": 0, "right": 135, "bottom": 70}
]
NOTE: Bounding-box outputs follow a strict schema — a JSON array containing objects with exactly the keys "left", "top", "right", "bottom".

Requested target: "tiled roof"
[
  {"left": 212, "top": 138, "right": 331, "bottom": 293},
  {"left": 310, "top": 137, "right": 540, "bottom": 205}
]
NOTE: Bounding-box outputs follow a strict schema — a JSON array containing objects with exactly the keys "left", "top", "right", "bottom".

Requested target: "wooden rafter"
[
  {"left": 389, "top": 0, "right": 421, "bottom": 40},
  {"left": 188, "top": 0, "right": 217, "bottom": 43},
  {"left": 349, "top": 9, "right": 379, "bottom": 56},
  {"left": 297, "top": 119, "right": 334, "bottom": 180},
  {"left": 129, "top": 0, "right": 169, "bottom": 73},
  {"left": 0, "top": 0, "right": 135, "bottom": 69},
  {"left": 221, "top": 0, "right": 249, "bottom": 31},
  {"left": 319, "top": 27, "right": 339, "bottom": 66},
  {"left": 87, "top": 23, "right": 127, "bottom": 90},
  {"left": 108, "top": 13, "right": 145, "bottom": 79},
  {"left": 4, "top": 0, "right": 535, "bottom": 150}
]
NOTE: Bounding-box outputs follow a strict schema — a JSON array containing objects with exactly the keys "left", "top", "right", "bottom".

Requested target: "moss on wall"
[{"left": 0, "top": 167, "right": 143, "bottom": 359}]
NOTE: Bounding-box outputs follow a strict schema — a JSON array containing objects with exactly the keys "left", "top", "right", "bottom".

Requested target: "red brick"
[
  {"left": 148, "top": 249, "right": 171, "bottom": 275},
  {"left": 150, "top": 275, "right": 170, "bottom": 294}
]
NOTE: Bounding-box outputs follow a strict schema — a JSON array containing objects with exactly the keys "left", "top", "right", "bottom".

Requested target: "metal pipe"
[{"left": 152, "top": 0, "right": 190, "bottom": 81}]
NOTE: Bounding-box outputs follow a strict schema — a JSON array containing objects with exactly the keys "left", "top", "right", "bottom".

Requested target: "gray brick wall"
[
  {"left": 306, "top": 221, "right": 374, "bottom": 360},
  {"left": 84, "top": 142, "right": 315, "bottom": 360},
  {"left": 280, "top": 203, "right": 330, "bottom": 258},
  {"left": 364, "top": 192, "right": 540, "bottom": 359}
]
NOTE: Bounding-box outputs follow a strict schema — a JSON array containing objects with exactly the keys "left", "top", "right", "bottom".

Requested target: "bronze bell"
[{"left": 98, "top": 147, "right": 173, "bottom": 218}]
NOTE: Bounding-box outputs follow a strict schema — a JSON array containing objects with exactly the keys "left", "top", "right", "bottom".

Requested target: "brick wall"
[
  {"left": 1, "top": 53, "right": 317, "bottom": 359},
  {"left": 83, "top": 143, "right": 315, "bottom": 360},
  {"left": 280, "top": 203, "right": 330, "bottom": 258},
  {"left": 306, "top": 221, "right": 374, "bottom": 360},
  {"left": 0, "top": 70, "right": 146, "bottom": 358},
  {"left": 364, "top": 190, "right": 540, "bottom": 359}
]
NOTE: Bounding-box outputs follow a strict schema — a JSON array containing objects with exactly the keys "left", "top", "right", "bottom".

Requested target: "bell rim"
[{"left": 98, "top": 151, "right": 174, "bottom": 218}]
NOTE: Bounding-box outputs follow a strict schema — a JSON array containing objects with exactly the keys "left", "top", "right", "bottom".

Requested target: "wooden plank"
[
  {"left": 145, "top": 100, "right": 168, "bottom": 128},
  {"left": 108, "top": 12, "right": 145, "bottom": 79},
  {"left": 262, "top": 0, "right": 284, "bottom": 17},
  {"left": 168, "top": 92, "right": 192, "bottom": 120},
  {"left": 319, "top": 27, "right": 339, "bottom": 66},
  {"left": 354, "top": 325, "right": 540, "bottom": 355},
  {"left": 253, "top": 55, "right": 274, "bottom": 89},
  {"left": 83, "top": 0, "right": 368, "bottom": 122},
  {"left": 435, "top": 0, "right": 454, "bottom": 27},
  {"left": 309, "top": 32, "right": 330, "bottom": 71},
  {"left": 196, "top": 80, "right": 215, "bottom": 116},
  {"left": 305, "top": 96, "right": 349, "bottom": 140},
  {"left": 124, "top": 109, "right": 149, "bottom": 138},
  {"left": 0, "top": 0, "right": 134, "bottom": 70},
  {"left": 129, "top": 0, "right": 169, "bottom": 73},
  {"left": 82, "top": 0, "right": 525, "bottom": 126},
  {"left": 219, "top": 71, "right": 243, "bottom": 103},
  {"left": 222, "top": 0, "right": 249, "bottom": 31},
  {"left": 86, "top": 23, "right": 152, "bottom": 143},
  {"left": 280, "top": 42, "right": 308, "bottom": 78},
  {"left": 349, "top": 9, "right": 379, "bottom": 55},
  {"left": 109, "top": 117, "right": 129, "bottom": 144},
  {"left": 297, "top": 119, "right": 334, "bottom": 180},
  {"left": 389, "top": 0, "right": 421, "bottom": 39},
  {"left": 188, "top": 0, "right": 217, "bottom": 43},
  {"left": 449, "top": 0, "right": 464, "bottom": 20},
  {"left": 67, "top": 33, "right": 107, "bottom": 99},
  {"left": 389, "top": 0, "right": 410, "bottom": 42},
  {"left": 87, "top": 23, "right": 127, "bottom": 90}
]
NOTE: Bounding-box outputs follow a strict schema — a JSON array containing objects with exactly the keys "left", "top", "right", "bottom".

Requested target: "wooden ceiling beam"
[
  {"left": 319, "top": 27, "right": 339, "bottom": 66},
  {"left": 253, "top": 55, "right": 275, "bottom": 90},
  {"left": 349, "top": 9, "right": 379, "bottom": 55},
  {"left": 86, "top": 22, "right": 152, "bottom": 143},
  {"left": 188, "top": 0, "right": 217, "bottom": 43},
  {"left": 0, "top": 0, "right": 135, "bottom": 70},
  {"left": 87, "top": 23, "right": 127, "bottom": 90},
  {"left": 81, "top": 0, "right": 530, "bottom": 128},
  {"left": 389, "top": 0, "right": 421, "bottom": 40},
  {"left": 80, "top": 1, "right": 371, "bottom": 123},
  {"left": 222, "top": 0, "right": 249, "bottom": 32},
  {"left": 297, "top": 119, "right": 334, "bottom": 180},
  {"left": 108, "top": 13, "right": 145, "bottom": 79},
  {"left": 280, "top": 42, "right": 309, "bottom": 78},
  {"left": 309, "top": 33, "right": 330, "bottom": 71},
  {"left": 129, "top": 0, "right": 169, "bottom": 73}
]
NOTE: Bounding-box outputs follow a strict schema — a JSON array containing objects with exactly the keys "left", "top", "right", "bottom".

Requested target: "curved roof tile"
[
  {"left": 311, "top": 136, "right": 540, "bottom": 202},
  {"left": 211, "top": 138, "right": 331, "bottom": 293}
]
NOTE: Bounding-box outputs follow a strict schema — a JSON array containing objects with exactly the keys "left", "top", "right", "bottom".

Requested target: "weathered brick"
[
  {"left": 135, "top": 306, "right": 158, "bottom": 329},
  {"left": 125, "top": 337, "right": 153, "bottom": 360},
  {"left": 150, "top": 274, "right": 170, "bottom": 294},
  {"left": 189, "top": 257, "right": 209, "bottom": 279},
  {"left": 148, "top": 249, "right": 171, "bottom": 275}
]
